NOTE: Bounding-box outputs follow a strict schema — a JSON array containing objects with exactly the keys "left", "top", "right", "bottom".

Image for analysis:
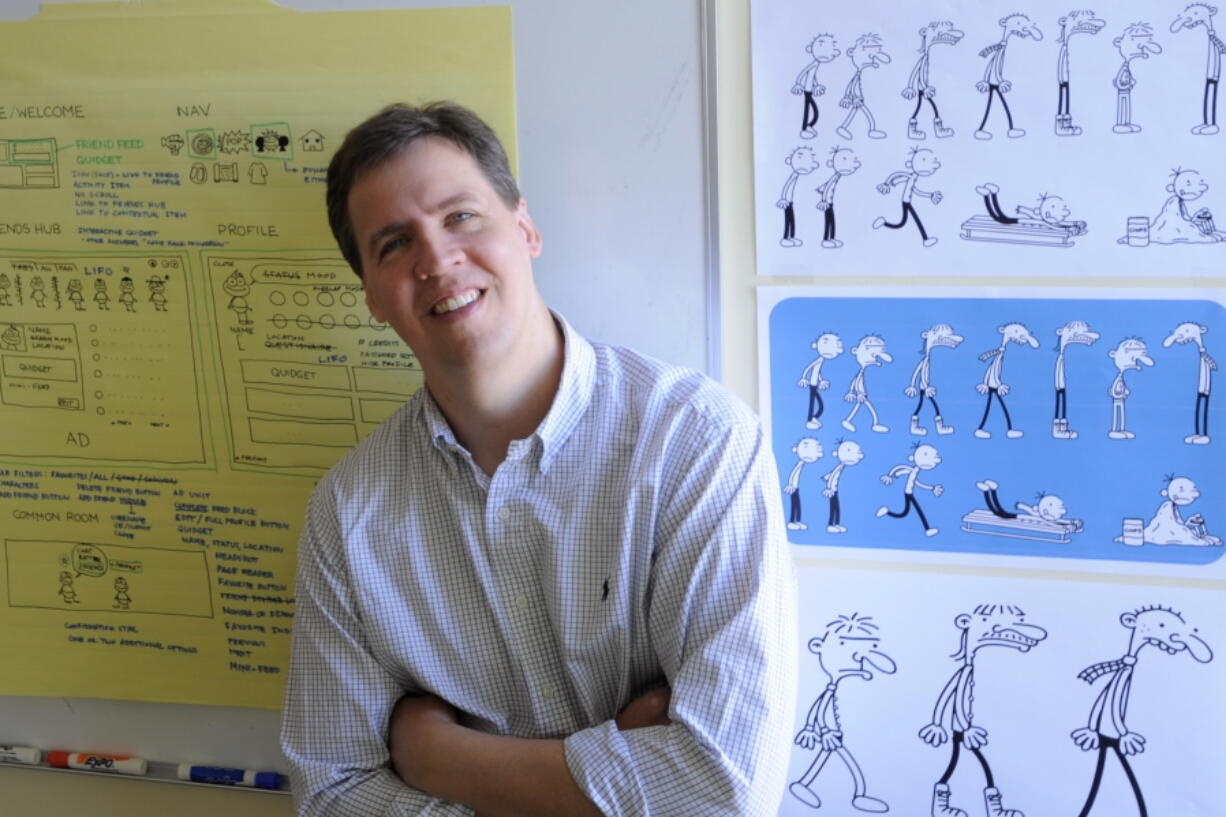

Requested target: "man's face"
[
  {"left": 1058, "top": 321, "right": 1100, "bottom": 349},
  {"left": 836, "top": 441, "right": 864, "bottom": 465},
  {"left": 815, "top": 333, "right": 844, "bottom": 359},
  {"left": 813, "top": 630, "right": 896, "bottom": 681},
  {"left": 830, "top": 149, "right": 861, "bottom": 176},
  {"left": 808, "top": 35, "right": 840, "bottom": 62},
  {"left": 1039, "top": 196, "right": 1071, "bottom": 224},
  {"left": 923, "top": 324, "right": 963, "bottom": 352},
  {"left": 795, "top": 437, "right": 822, "bottom": 462},
  {"left": 851, "top": 42, "right": 890, "bottom": 70},
  {"left": 853, "top": 338, "right": 891, "bottom": 366},
  {"left": 910, "top": 150, "right": 939, "bottom": 177},
  {"left": 1064, "top": 10, "right": 1106, "bottom": 37},
  {"left": 1170, "top": 170, "right": 1209, "bottom": 201},
  {"left": 789, "top": 148, "right": 819, "bottom": 175},
  {"left": 1036, "top": 495, "right": 1068, "bottom": 521},
  {"left": 1117, "top": 29, "right": 1161, "bottom": 60},
  {"left": 1164, "top": 321, "right": 1207, "bottom": 347},
  {"left": 913, "top": 444, "right": 941, "bottom": 470},
  {"left": 351, "top": 137, "right": 542, "bottom": 373},
  {"left": 1111, "top": 340, "right": 1154, "bottom": 371},
  {"left": 1001, "top": 322, "right": 1039, "bottom": 348},
  {"left": 958, "top": 606, "right": 1047, "bottom": 656},
  {"left": 1124, "top": 607, "right": 1213, "bottom": 662},
  {"left": 1166, "top": 477, "right": 1201, "bottom": 506}
]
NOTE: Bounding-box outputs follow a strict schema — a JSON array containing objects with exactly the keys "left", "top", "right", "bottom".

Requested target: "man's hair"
[{"left": 326, "top": 101, "right": 521, "bottom": 276}]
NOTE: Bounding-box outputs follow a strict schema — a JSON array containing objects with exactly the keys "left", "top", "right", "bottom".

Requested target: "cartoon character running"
[
  {"left": 822, "top": 439, "right": 864, "bottom": 534},
  {"left": 902, "top": 20, "right": 964, "bottom": 139},
  {"left": 799, "top": 332, "right": 844, "bottom": 429},
  {"left": 1071, "top": 606, "right": 1212, "bottom": 817},
  {"left": 1108, "top": 338, "right": 1154, "bottom": 439},
  {"left": 1052, "top": 320, "right": 1100, "bottom": 439},
  {"left": 876, "top": 443, "right": 943, "bottom": 537},
  {"left": 974, "top": 13, "right": 1044, "bottom": 140},
  {"left": 790, "top": 613, "right": 896, "bottom": 813},
  {"left": 920, "top": 604, "right": 1047, "bottom": 817},
  {"left": 793, "top": 34, "right": 841, "bottom": 139},
  {"left": 1170, "top": 3, "right": 1223, "bottom": 135},
  {"left": 815, "top": 146, "right": 861, "bottom": 248},
  {"left": 842, "top": 334, "right": 893, "bottom": 433},
  {"left": 974, "top": 323, "right": 1039, "bottom": 440},
  {"left": 1055, "top": 10, "right": 1107, "bottom": 135},
  {"left": 872, "top": 148, "right": 943, "bottom": 248},
  {"left": 906, "top": 324, "right": 962, "bottom": 436},
  {"left": 836, "top": 33, "right": 891, "bottom": 140},
  {"left": 785, "top": 437, "right": 823, "bottom": 531},
  {"left": 779, "top": 146, "right": 820, "bottom": 248},
  {"left": 1163, "top": 321, "right": 1215, "bottom": 444}
]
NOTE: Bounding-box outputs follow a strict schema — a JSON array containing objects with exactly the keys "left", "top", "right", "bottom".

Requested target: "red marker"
[{"left": 47, "top": 751, "right": 148, "bottom": 776}]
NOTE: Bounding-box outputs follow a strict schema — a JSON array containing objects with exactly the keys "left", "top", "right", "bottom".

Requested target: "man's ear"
[
  {"left": 1120, "top": 612, "right": 1138, "bottom": 629},
  {"left": 517, "top": 198, "right": 543, "bottom": 259},
  {"left": 955, "top": 613, "right": 972, "bottom": 630},
  {"left": 363, "top": 284, "right": 386, "bottom": 324},
  {"left": 807, "top": 637, "right": 824, "bottom": 654}
]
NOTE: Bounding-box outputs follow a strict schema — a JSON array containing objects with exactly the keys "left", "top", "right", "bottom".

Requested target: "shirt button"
[
  {"left": 515, "top": 594, "right": 529, "bottom": 610},
  {"left": 498, "top": 505, "right": 511, "bottom": 522},
  {"left": 542, "top": 684, "right": 556, "bottom": 700}
]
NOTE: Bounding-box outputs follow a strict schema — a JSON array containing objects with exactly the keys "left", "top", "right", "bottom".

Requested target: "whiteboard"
[{"left": 0, "top": 0, "right": 714, "bottom": 775}]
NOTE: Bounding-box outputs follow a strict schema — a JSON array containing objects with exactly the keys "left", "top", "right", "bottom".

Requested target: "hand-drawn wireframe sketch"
[
  {"left": 0, "top": 138, "right": 59, "bottom": 188},
  {"left": 223, "top": 270, "right": 254, "bottom": 326},
  {"left": 790, "top": 613, "right": 897, "bottom": 813},
  {"left": 1054, "top": 10, "right": 1107, "bottom": 135},
  {"left": 160, "top": 133, "right": 184, "bottom": 156},
  {"left": 779, "top": 146, "right": 820, "bottom": 247},
  {"left": 815, "top": 146, "right": 862, "bottom": 248},
  {"left": 300, "top": 130, "right": 325, "bottom": 152},
  {"left": 248, "top": 163, "right": 268, "bottom": 185},
  {"left": 876, "top": 443, "right": 944, "bottom": 536},
  {"left": 902, "top": 21, "right": 964, "bottom": 140},
  {"left": 793, "top": 33, "right": 842, "bottom": 139},
  {"left": 1107, "top": 338, "right": 1154, "bottom": 439},
  {"left": 1120, "top": 167, "right": 1226, "bottom": 245},
  {"left": 919, "top": 604, "right": 1047, "bottom": 817},
  {"left": 0, "top": 324, "right": 22, "bottom": 352},
  {"left": 842, "top": 334, "right": 893, "bottom": 432},
  {"left": 1170, "top": 3, "right": 1223, "bottom": 135},
  {"left": 974, "top": 14, "right": 1043, "bottom": 140},
  {"left": 871, "top": 149, "right": 943, "bottom": 247},
  {"left": 1071, "top": 606, "right": 1213, "bottom": 817},
  {"left": 786, "top": 437, "right": 825, "bottom": 531},
  {"left": 1163, "top": 321, "right": 1215, "bottom": 444},
  {"left": 1116, "top": 475, "right": 1222, "bottom": 546},
  {"left": 148, "top": 275, "right": 168, "bottom": 312},
  {"left": 799, "top": 332, "right": 845, "bottom": 429},
  {"left": 836, "top": 33, "right": 892, "bottom": 140},
  {"left": 219, "top": 129, "right": 252, "bottom": 155},
  {"left": 92, "top": 278, "right": 110, "bottom": 311},
  {"left": 118, "top": 276, "right": 136, "bottom": 313},
  {"left": 962, "top": 478, "right": 1084, "bottom": 543},
  {"left": 1052, "top": 320, "right": 1100, "bottom": 439},
  {"left": 961, "top": 183, "right": 1087, "bottom": 247},
  {"left": 57, "top": 571, "right": 79, "bottom": 604},
  {"left": 112, "top": 576, "right": 131, "bottom": 611},
  {"left": 28, "top": 276, "right": 47, "bottom": 309},
  {"left": 905, "top": 324, "right": 962, "bottom": 436},
  {"left": 974, "top": 323, "right": 1039, "bottom": 440},
  {"left": 822, "top": 439, "right": 865, "bottom": 534},
  {"left": 1112, "top": 22, "right": 1163, "bottom": 134},
  {"left": 65, "top": 278, "right": 85, "bottom": 312},
  {"left": 0, "top": 273, "right": 11, "bottom": 306}
]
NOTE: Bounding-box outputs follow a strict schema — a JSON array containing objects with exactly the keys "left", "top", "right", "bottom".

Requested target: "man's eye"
[
  {"left": 449, "top": 211, "right": 477, "bottom": 227},
  {"left": 378, "top": 237, "right": 407, "bottom": 258}
]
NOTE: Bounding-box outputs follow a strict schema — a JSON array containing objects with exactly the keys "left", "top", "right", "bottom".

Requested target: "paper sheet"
[{"left": 0, "top": 0, "right": 514, "bottom": 709}]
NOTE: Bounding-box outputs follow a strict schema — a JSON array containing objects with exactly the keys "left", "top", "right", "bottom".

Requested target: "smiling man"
[{"left": 279, "top": 102, "right": 797, "bottom": 817}]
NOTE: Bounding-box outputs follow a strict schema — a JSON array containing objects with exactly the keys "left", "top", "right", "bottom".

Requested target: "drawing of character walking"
[
  {"left": 779, "top": 146, "right": 820, "bottom": 247},
  {"left": 974, "top": 14, "right": 1043, "bottom": 140},
  {"left": 902, "top": 21, "right": 963, "bottom": 139},
  {"left": 792, "top": 34, "right": 841, "bottom": 139},
  {"left": 1052, "top": 320, "right": 1100, "bottom": 439},
  {"left": 785, "top": 437, "right": 823, "bottom": 531},
  {"left": 822, "top": 439, "right": 864, "bottom": 534},
  {"left": 799, "top": 332, "right": 844, "bottom": 429},
  {"left": 842, "top": 335, "right": 893, "bottom": 433},
  {"left": 1107, "top": 338, "right": 1154, "bottom": 439},
  {"left": 906, "top": 324, "right": 963, "bottom": 436},
  {"left": 872, "top": 148, "right": 943, "bottom": 247},
  {"left": 1112, "top": 23, "right": 1163, "bottom": 134},
  {"left": 920, "top": 604, "right": 1047, "bottom": 817},
  {"left": 974, "top": 323, "right": 1039, "bottom": 439},
  {"left": 1170, "top": 3, "right": 1223, "bottom": 135},
  {"left": 1071, "top": 606, "right": 1212, "bottom": 817},
  {"left": 790, "top": 613, "right": 896, "bottom": 813},
  {"left": 1164, "top": 321, "right": 1215, "bottom": 444},
  {"left": 876, "top": 443, "right": 944, "bottom": 537},
  {"left": 815, "top": 146, "right": 861, "bottom": 248},
  {"left": 1055, "top": 10, "right": 1107, "bottom": 135},
  {"left": 836, "top": 34, "right": 892, "bottom": 140}
]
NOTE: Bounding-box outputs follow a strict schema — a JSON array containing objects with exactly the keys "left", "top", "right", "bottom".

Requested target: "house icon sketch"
[{"left": 300, "top": 130, "right": 325, "bottom": 151}]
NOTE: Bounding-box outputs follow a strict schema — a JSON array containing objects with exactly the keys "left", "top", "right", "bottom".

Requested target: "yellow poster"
[{"left": 0, "top": 0, "right": 515, "bottom": 708}]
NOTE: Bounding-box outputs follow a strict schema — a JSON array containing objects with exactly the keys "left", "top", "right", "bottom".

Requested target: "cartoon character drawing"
[
  {"left": 118, "top": 276, "right": 136, "bottom": 312},
  {"left": 1108, "top": 338, "right": 1154, "bottom": 439},
  {"left": 902, "top": 20, "right": 964, "bottom": 139},
  {"left": 785, "top": 437, "right": 823, "bottom": 531},
  {"left": 963, "top": 479, "right": 1084, "bottom": 543},
  {"left": 0, "top": 324, "right": 22, "bottom": 352},
  {"left": 1122, "top": 167, "right": 1226, "bottom": 245},
  {"left": 148, "top": 275, "right": 168, "bottom": 311},
  {"left": 92, "top": 278, "right": 110, "bottom": 311},
  {"left": 29, "top": 276, "right": 47, "bottom": 309},
  {"left": 223, "top": 270, "right": 253, "bottom": 325},
  {"left": 872, "top": 148, "right": 943, "bottom": 248},
  {"left": 66, "top": 279, "right": 85, "bottom": 311},
  {"left": 779, "top": 146, "right": 820, "bottom": 248},
  {"left": 1071, "top": 606, "right": 1213, "bottom": 817},
  {"left": 974, "top": 13, "right": 1044, "bottom": 140},
  {"left": 962, "top": 183, "right": 1087, "bottom": 247},
  {"left": 905, "top": 324, "right": 962, "bottom": 436},
  {"left": 1170, "top": 3, "right": 1223, "bottom": 135},
  {"left": 836, "top": 33, "right": 892, "bottom": 140},
  {"left": 974, "top": 323, "right": 1039, "bottom": 440},
  {"left": 790, "top": 613, "right": 896, "bottom": 813},
  {"left": 1052, "top": 320, "right": 1100, "bottom": 439},
  {"left": 799, "top": 332, "right": 844, "bottom": 429},
  {"left": 58, "top": 571, "right": 79, "bottom": 604},
  {"left": 793, "top": 34, "right": 841, "bottom": 139},
  {"left": 1117, "top": 475, "right": 1222, "bottom": 546},
  {"left": 1112, "top": 22, "right": 1163, "bottom": 133},
  {"left": 876, "top": 443, "right": 943, "bottom": 537},
  {"left": 842, "top": 335, "right": 893, "bottom": 433},
  {"left": 112, "top": 576, "right": 131, "bottom": 610},
  {"left": 822, "top": 439, "right": 864, "bottom": 534},
  {"left": 1163, "top": 321, "right": 1215, "bottom": 444},
  {"left": 815, "top": 146, "right": 862, "bottom": 248},
  {"left": 920, "top": 604, "right": 1047, "bottom": 817},
  {"left": 1055, "top": 10, "right": 1107, "bottom": 135},
  {"left": 0, "top": 273, "right": 11, "bottom": 306}
]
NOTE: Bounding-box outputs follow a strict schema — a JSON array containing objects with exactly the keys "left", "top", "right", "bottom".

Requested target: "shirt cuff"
[{"left": 563, "top": 720, "right": 643, "bottom": 817}]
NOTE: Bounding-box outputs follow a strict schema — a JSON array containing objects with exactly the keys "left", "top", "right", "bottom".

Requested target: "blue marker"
[{"left": 177, "top": 763, "right": 283, "bottom": 789}]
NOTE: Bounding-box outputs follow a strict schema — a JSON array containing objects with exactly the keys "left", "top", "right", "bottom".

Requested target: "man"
[
  {"left": 280, "top": 102, "right": 797, "bottom": 816},
  {"left": 1111, "top": 22, "right": 1163, "bottom": 134}
]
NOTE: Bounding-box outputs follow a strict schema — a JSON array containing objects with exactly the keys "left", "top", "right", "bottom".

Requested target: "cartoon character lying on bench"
[{"left": 962, "top": 478, "right": 1084, "bottom": 542}]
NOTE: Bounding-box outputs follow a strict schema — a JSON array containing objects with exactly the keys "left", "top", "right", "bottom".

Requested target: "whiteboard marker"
[
  {"left": 177, "top": 764, "right": 283, "bottom": 789},
  {"left": 46, "top": 751, "right": 148, "bottom": 776},
  {"left": 0, "top": 745, "right": 41, "bottom": 765}
]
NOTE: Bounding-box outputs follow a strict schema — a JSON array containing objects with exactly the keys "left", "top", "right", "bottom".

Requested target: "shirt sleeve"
[
  {"left": 281, "top": 481, "right": 473, "bottom": 817},
  {"left": 563, "top": 406, "right": 799, "bottom": 816}
]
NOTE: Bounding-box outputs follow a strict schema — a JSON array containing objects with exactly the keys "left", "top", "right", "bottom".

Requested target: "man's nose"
[{"left": 415, "top": 232, "right": 463, "bottom": 280}]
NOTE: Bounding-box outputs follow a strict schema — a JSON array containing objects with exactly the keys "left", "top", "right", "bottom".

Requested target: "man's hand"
[
  {"left": 1000, "top": 80, "right": 1012, "bottom": 93},
  {"left": 616, "top": 685, "right": 672, "bottom": 731},
  {"left": 1120, "top": 731, "right": 1146, "bottom": 756},
  {"left": 820, "top": 729, "right": 843, "bottom": 751},
  {"left": 933, "top": 484, "right": 944, "bottom": 497},
  {"left": 388, "top": 694, "right": 460, "bottom": 791},
  {"left": 976, "top": 383, "right": 990, "bottom": 395},
  {"left": 901, "top": 87, "right": 916, "bottom": 100},
  {"left": 931, "top": 191, "right": 943, "bottom": 205},
  {"left": 976, "top": 80, "right": 989, "bottom": 93},
  {"left": 1070, "top": 728, "right": 1099, "bottom": 751},
  {"left": 880, "top": 475, "right": 894, "bottom": 485},
  {"left": 918, "top": 723, "right": 948, "bottom": 747},
  {"left": 794, "top": 726, "right": 819, "bottom": 750},
  {"left": 962, "top": 726, "right": 989, "bottom": 749},
  {"left": 904, "top": 385, "right": 919, "bottom": 398}
]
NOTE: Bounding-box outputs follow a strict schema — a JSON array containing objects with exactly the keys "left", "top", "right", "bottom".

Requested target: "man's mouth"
[{"left": 431, "top": 289, "right": 482, "bottom": 315}]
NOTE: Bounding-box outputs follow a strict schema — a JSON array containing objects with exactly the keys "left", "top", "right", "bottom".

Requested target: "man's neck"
[{"left": 426, "top": 304, "right": 564, "bottom": 476}]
